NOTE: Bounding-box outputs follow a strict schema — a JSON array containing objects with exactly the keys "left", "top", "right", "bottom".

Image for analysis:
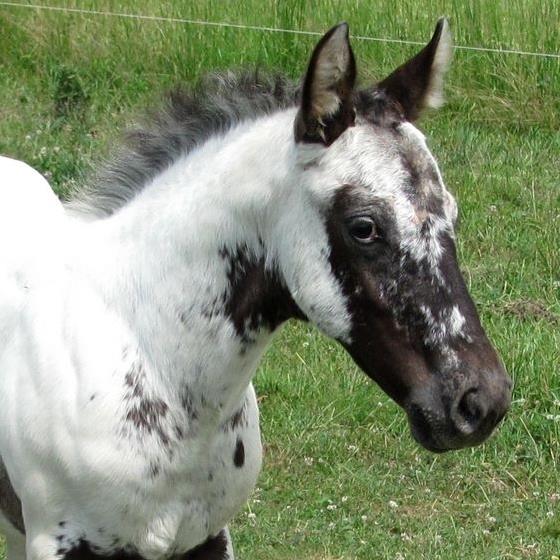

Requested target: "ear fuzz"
[
  {"left": 295, "top": 22, "right": 357, "bottom": 146},
  {"left": 376, "top": 18, "right": 453, "bottom": 122}
]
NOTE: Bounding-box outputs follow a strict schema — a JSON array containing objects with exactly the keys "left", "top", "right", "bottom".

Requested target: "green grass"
[{"left": 1, "top": 1, "right": 559, "bottom": 559}]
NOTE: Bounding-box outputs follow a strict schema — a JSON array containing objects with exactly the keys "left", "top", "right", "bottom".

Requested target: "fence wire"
[{"left": 1, "top": 1, "right": 559, "bottom": 59}]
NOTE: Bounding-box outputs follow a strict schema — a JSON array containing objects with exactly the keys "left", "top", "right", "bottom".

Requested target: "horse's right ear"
[{"left": 294, "top": 23, "right": 356, "bottom": 146}]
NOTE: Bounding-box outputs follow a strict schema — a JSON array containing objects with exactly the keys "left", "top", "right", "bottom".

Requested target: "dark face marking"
[
  {"left": 326, "top": 180, "right": 511, "bottom": 451},
  {"left": 220, "top": 245, "right": 305, "bottom": 346},
  {"left": 58, "top": 531, "right": 228, "bottom": 560},
  {"left": 233, "top": 438, "right": 245, "bottom": 468},
  {"left": 0, "top": 459, "right": 24, "bottom": 533}
]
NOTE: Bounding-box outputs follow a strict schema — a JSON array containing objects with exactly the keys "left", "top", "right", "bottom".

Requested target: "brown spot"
[
  {"left": 180, "top": 387, "right": 198, "bottom": 421},
  {"left": 233, "top": 438, "right": 245, "bottom": 468},
  {"left": 221, "top": 245, "right": 305, "bottom": 345},
  {"left": 173, "top": 424, "right": 185, "bottom": 440},
  {"left": 124, "top": 362, "right": 146, "bottom": 399},
  {"left": 222, "top": 403, "right": 247, "bottom": 432},
  {"left": 125, "top": 397, "right": 170, "bottom": 448},
  {"left": 126, "top": 399, "right": 168, "bottom": 430},
  {"left": 148, "top": 461, "right": 161, "bottom": 478}
]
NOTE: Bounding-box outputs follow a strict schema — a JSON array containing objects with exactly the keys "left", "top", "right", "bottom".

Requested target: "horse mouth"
[{"left": 406, "top": 402, "right": 506, "bottom": 453}]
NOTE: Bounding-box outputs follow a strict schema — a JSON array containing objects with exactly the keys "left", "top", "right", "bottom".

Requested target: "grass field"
[{"left": 0, "top": 1, "right": 559, "bottom": 558}]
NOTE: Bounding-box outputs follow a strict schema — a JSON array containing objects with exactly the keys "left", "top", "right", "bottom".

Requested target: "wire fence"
[{"left": 1, "top": 1, "right": 559, "bottom": 59}]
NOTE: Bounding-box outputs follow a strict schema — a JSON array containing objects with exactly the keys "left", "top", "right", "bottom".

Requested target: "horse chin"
[{"left": 408, "top": 419, "right": 452, "bottom": 453}]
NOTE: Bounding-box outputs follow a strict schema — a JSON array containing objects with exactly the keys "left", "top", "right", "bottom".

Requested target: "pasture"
[{"left": 0, "top": 0, "right": 558, "bottom": 558}]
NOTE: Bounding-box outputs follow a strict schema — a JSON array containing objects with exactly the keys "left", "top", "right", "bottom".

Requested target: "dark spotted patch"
[
  {"left": 233, "top": 438, "right": 245, "bottom": 468},
  {"left": 148, "top": 461, "right": 161, "bottom": 478},
  {"left": 124, "top": 362, "right": 146, "bottom": 399},
  {"left": 125, "top": 399, "right": 168, "bottom": 435},
  {"left": 58, "top": 531, "right": 228, "bottom": 560},
  {"left": 173, "top": 424, "right": 185, "bottom": 440},
  {"left": 122, "top": 362, "right": 171, "bottom": 446},
  {"left": 222, "top": 402, "right": 247, "bottom": 432},
  {"left": 0, "top": 458, "right": 24, "bottom": 533},
  {"left": 220, "top": 245, "right": 304, "bottom": 345},
  {"left": 180, "top": 386, "right": 199, "bottom": 421}
]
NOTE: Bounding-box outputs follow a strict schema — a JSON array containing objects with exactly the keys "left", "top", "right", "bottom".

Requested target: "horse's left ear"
[
  {"left": 377, "top": 18, "right": 453, "bottom": 121},
  {"left": 295, "top": 23, "right": 356, "bottom": 146}
]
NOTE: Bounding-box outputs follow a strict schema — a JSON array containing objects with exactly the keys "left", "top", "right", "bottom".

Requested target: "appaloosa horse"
[{"left": 0, "top": 19, "right": 511, "bottom": 559}]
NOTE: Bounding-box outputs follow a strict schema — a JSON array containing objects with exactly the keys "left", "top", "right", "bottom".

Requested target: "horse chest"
[{"left": 0, "top": 281, "right": 263, "bottom": 557}]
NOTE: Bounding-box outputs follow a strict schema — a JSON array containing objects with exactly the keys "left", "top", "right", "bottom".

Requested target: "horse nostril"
[{"left": 455, "top": 388, "right": 484, "bottom": 433}]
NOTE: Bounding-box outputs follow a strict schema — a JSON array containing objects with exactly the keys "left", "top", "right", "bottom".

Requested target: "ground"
[{"left": 0, "top": 1, "right": 559, "bottom": 559}]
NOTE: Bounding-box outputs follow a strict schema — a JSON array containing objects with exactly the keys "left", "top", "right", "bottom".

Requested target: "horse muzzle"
[{"left": 405, "top": 363, "right": 512, "bottom": 452}]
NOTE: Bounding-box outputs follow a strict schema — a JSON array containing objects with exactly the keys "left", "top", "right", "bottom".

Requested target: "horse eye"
[{"left": 347, "top": 216, "right": 379, "bottom": 244}]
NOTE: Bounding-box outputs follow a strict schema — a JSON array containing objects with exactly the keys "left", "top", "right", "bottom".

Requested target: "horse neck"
[{"left": 75, "top": 109, "right": 300, "bottom": 411}]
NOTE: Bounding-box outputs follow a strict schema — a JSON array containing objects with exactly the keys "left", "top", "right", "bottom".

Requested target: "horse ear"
[
  {"left": 377, "top": 18, "right": 453, "bottom": 121},
  {"left": 295, "top": 23, "right": 356, "bottom": 146}
]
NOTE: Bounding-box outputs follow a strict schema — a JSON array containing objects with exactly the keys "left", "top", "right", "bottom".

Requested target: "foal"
[{"left": 0, "top": 19, "right": 511, "bottom": 559}]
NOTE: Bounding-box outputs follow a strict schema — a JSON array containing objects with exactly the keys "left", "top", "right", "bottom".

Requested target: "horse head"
[{"left": 276, "top": 20, "right": 512, "bottom": 452}]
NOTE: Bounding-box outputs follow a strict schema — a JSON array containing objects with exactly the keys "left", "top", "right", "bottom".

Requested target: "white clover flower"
[
  {"left": 388, "top": 500, "right": 399, "bottom": 509},
  {"left": 400, "top": 532, "right": 413, "bottom": 543}
]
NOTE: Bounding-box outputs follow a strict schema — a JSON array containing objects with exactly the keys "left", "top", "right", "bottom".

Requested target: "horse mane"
[{"left": 66, "top": 70, "right": 299, "bottom": 218}]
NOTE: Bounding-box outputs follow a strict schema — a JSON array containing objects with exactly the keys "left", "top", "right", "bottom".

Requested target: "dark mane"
[{"left": 67, "top": 71, "right": 298, "bottom": 218}]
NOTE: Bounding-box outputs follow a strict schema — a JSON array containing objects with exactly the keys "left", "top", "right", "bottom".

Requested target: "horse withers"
[{"left": 0, "top": 19, "right": 511, "bottom": 560}]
